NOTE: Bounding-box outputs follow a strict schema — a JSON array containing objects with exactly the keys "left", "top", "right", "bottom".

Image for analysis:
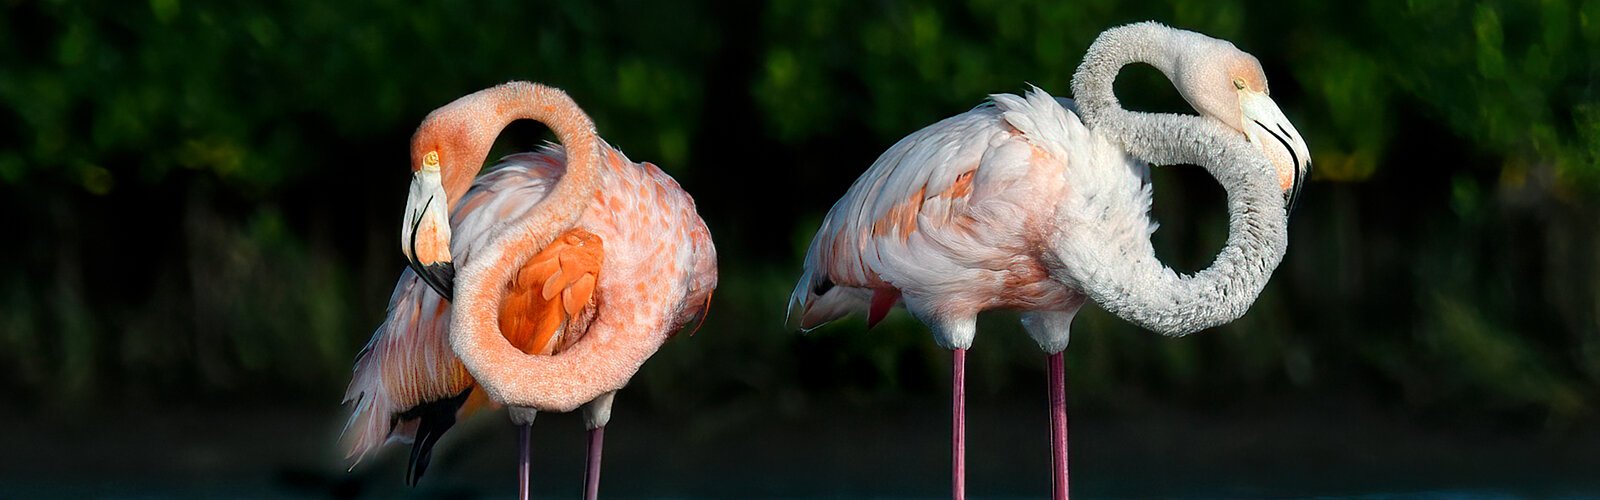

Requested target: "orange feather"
[{"left": 499, "top": 229, "right": 605, "bottom": 356}]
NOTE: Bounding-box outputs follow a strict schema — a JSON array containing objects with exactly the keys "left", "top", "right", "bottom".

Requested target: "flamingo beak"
[
  {"left": 1239, "top": 91, "right": 1312, "bottom": 217},
  {"left": 401, "top": 162, "right": 456, "bottom": 300}
]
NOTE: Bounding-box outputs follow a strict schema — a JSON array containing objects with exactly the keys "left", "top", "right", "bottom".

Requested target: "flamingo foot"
[
  {"left": 953, "top": 348, "right": 967, "bottom": 500},
  {"left": 584, "top": 426, "right": 605, "bottom": 500},
  {"left": 1048, "top": 351, "right": 1069, "bottom": 500}
]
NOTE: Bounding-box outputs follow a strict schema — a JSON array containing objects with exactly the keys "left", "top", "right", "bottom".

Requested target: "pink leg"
[
  {"left": 953, "top": 348, "right": 967, "bottom": 500},
  {"left": 518, "top": 424, "right": 532, "bottom": 500},
  {"left": 1048, "top": 352, "right": 1069, "bottom": 500},
  {"left": 584, "top": 426, "right": 605, "bottom": 500}
]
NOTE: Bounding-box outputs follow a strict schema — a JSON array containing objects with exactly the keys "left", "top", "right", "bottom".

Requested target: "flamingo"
[
  {"left": 341, "top": 81, "right": 718, "bottom": 500},
  {"left": 787, "top": 22, "right": 1310, "bottom": 499}
]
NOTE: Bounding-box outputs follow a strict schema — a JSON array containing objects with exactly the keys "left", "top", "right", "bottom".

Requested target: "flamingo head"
[
  {"left": 400, "top": 148, "right": 456, "bottom": 300},
  {"left": 1171, "top": 39, "right": 1312, "bottom": 214}
]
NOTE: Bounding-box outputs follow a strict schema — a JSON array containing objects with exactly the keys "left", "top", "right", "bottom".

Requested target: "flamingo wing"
[
  {"left": 789, "top": 90, "right": 1106, "bottom": 329},
  {"left": 341, "top": 149, "right": 569, "bottom": 480},
  {"left": 788, "top": 101, "right": 1025, "bottom": 328},
  {"left": 499, "top": 228, "right": 603, "bottom": 357},
  {"left": 787, "top": 109, "right": 981, "bottom": 328}
]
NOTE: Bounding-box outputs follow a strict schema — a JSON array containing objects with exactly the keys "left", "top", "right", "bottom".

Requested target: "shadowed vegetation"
[{"left": 1, "top": 0, "right": 1596, "bottom": 438}]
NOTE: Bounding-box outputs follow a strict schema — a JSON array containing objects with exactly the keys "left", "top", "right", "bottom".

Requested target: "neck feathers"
[
  {"left": 417, "top": 82, "right": 601, "bottom": 213},
  {"left": 1062, "top": 23, "right": 1289, "bottom": 336},
  {"left": 426, "top": 83, "right": 620, "bottom": 408},
  {"left": 1070, "top": 21, "right": 1179, "bottom": 145}
]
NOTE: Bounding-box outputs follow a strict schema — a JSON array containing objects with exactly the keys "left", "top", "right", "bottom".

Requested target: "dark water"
[{"left": 3, "top": 396, "right": 1596, "bottom": 498}]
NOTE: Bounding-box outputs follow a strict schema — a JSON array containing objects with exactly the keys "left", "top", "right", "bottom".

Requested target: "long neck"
[
  {"left": 1070, "top": 21, "right": 1183, "bottom": 152},
  {"left": 1064, "top": 24, "right": 1289, "bottom": 336},
  {"left": 427, "top": 82, "right": 601, "bottom": 218},
  {"left": 451, "top": 235, "right": 664, "bottom": 412},
  {"left": 430, "top": 83, "right": 630, "bottom": 410}
]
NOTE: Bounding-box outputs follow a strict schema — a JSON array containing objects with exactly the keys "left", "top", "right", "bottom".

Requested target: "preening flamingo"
[
  {"left": 787, "top": 22, "right": 1310, "bottom": 498},
  {"left": 341, "top": 82, "right": 718, "bottom": 499}
]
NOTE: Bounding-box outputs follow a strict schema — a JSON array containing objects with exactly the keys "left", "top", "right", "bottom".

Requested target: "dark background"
[{"left": 2, "top": 0, "right": 1598, "bottom": 497}]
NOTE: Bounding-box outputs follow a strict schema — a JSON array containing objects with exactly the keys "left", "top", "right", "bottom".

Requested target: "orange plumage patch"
[
  {"left": 872, "top": 187, "right": 926, "bottom": 240},
  {"left": 499, "top": 229, "right": 604, "bottom": 356},
  {"left": 869, "top": 170, "right": 977, "bottom": 242},
  {"left": 944, "top": 170, "right": 975, "bottom": 199}
]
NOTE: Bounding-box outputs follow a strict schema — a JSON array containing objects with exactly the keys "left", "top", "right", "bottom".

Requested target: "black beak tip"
[
  {"left": 407, "top": 258, "right": 456, "bottom": 301},
  {"left": 1284, "top": 156, "right": 1310, "bottom": 218},
  {"left": 1286, "top": 168, "right": 1309, "bottom": 219}
]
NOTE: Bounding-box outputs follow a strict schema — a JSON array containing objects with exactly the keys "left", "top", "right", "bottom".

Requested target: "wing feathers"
[
  {"left": 565, "top": 274, "right": 596, "bottom": 317},
  {"left": 790, "top": 87, "right": 1086, "bottom": 329},
  {"left": 504, "top": 228, "right": 604, "bottom": 356},
  {"left": 343, "top": 150, "right": 575, "bottom": 480},
  {"left": 341, "top": 271, "right": 471, "bottom": 469}
]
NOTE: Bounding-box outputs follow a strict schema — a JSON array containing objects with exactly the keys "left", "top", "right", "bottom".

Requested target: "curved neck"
[
  {"left": 450, "top": 236, "right": 663, "bottom": 412},
  {"left": 415, "top": 81, "right": 601, "bottom": 215},
  {"left": 1070, "top": 21, "right": 1182, "bottom": 155},
  {"left": 1064, "top": 24, "right": 1289, "bottom": 335},
  {"left": 1087, "top": 115, "right": 1288, "bottom": 335},
  {"left": 431, "top": 84, "right": 644, "bottom": 411}
]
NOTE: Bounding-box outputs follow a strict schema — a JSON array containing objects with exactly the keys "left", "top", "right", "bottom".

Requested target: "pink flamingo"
[
  {"left": 342, "top": 81, "right": 717, "bottom": 500},
  {"left": 788, "top": 22, "right": 1310, "bottom": 499}
]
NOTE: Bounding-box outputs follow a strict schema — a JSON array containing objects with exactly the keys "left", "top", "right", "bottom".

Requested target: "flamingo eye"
[
  {"left": 1232, "top": 78, "right": 1246, "bottom": 90},
  {"left": 423, "top": 150, "right": 441, "bottom": 171}
]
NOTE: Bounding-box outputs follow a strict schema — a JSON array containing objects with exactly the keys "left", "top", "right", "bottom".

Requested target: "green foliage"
[
  {"left": 1418, "top": 294, "right": 1585, "bottom": 420},
  {"left": 0, "top": 0, "right": 716, "bottom": 198},
  {"left": 1360, "top": 0, "right": 1600, "bottom": 192},
  {"left": 0, "top": 0, "right": 1597, "bottom": 427}
]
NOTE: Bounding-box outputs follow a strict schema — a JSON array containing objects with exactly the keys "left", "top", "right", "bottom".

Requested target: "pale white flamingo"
[
  {"left": 341, "top": 82, "right": 717, "bottom": 500},
  {"left": 788, "top": 22, "right": 1310, "bottom": 498}
]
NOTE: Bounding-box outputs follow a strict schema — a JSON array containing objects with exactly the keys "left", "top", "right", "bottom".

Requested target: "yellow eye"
[
  {"left": 1233, "top": 78, "right": 1246, "bottom": 90},
  {"left": 423, "top": 150, "right": 441, "bottom": 171}
]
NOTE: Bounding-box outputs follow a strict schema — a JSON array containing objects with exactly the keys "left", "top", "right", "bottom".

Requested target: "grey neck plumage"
[{"left": 1065, "top": 22, "right": 1289, "bottom": 336}]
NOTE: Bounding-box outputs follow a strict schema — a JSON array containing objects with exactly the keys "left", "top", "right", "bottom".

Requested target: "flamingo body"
[
  {"left": 790, "top": 90, "right": 1146, "bottom": 352},
  {"left": 788, "top": 23, "right": 1310, "bottom": 499},
  {"left": 344, "top": 142, "right": 716, "bottom": 483}
]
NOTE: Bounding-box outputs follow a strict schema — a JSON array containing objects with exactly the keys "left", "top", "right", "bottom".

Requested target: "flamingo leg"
[
  {"left": 953, "top": 347, "right": 968, "bottom": 500},
  {"left": 1048, "top": 351, "right": 1069, "bottom": 500},
  {"left": 518, "top": 424, "right": 532, "bottom": 500},
  {"left": 584, "top": 426, "right": 605, "bottom": 500}
]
